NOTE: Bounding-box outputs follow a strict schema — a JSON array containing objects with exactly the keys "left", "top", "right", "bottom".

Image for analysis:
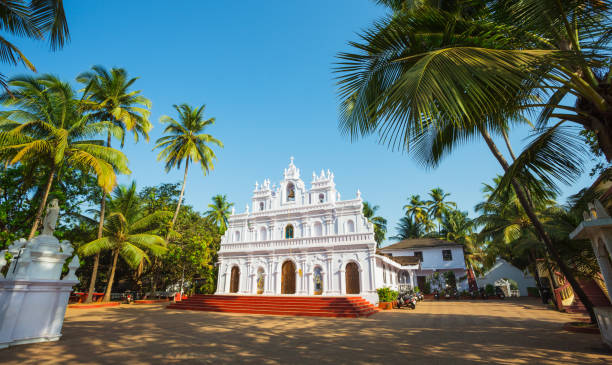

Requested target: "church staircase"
[
  {"left": 167, "top": 295, "right": 379, "bottom": 318},
  {"left": 563, "top": 279, "right": 611, "bottom": 314}
]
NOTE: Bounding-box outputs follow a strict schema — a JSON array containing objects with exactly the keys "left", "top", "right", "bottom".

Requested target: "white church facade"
[{"left": 215, "top": 158, "right": 419, "bottom": 304}]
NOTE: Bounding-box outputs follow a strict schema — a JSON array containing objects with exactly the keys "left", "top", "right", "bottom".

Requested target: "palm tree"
[
  {"left": 426, "top": 188, "right": 456, "bottom": 234},
  {"left": 79, "top": 182, "right": 169, "bottom": 302},
  {"left": 403, "top": 195, "right": 434, "bottom": 232},
  {"left": 390, "top": 215, "right": 424, "bottom": 240},
  {"left": 205, "top": 194, "right": 233, "bottom": 234},
  {"left": 77, "top": 65, "right": 152, "bottom": 303},
  {"left": 154, "top": 104, "right": 223, "bottom": 231},
  {"left": 362, "top": 201, "right": 387, "bottom": 248},
  {"left": 441, "top": 209, "right": 484, "bottom": 276},
  {"left": 0, "top": 75, "right": 129, "bottom": 240},
  {"left": 336, "top": 0, "right": 601, "bottom": 322},
  {"left": 0, "top": 1, "right": 69, "bottom": 89}
]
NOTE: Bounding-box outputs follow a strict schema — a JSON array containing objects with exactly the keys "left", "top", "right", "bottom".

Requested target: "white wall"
[
  {"left": 477, "top": 259, "right": 537, "bottom": 296},
  {"left": 383, "top": 246, "right": 466, "bottom": 270}
]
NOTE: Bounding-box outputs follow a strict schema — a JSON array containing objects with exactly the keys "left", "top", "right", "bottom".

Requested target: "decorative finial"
[
  {"left": 41, "top": 199, "right": 60, "bottom": 236},
  {"left": 255, "top": 181, "right": 259, "bottom": 191},
  {"left": 245, "top": 204, "right": 250, "bottom": 214},
  {"left": 357, "top": 189, "right": 361, "bottom": 199},
  {"left": 290, "top": 156, "right": 294, "bottom": 164},
  {"left": 231, "top": 207, "right": 235, "bottom": 215}
]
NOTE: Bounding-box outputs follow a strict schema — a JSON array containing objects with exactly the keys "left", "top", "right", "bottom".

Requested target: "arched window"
[
  {"left": 346, "top": 219, "right": 355, "bottom": 233},
  {"left": 287, "top": 183, "right": 295, "bottom": 201},
  {"left": 234, "top": 230, "right": 240, "bottom": 242},
  {"left": 313, "top": 221, "right": 323, "bottom": 237},
  {"left": 259, "top": 226, "right": 267, "bottom": 241},
  {"left": 259, "top": 202, "right": 264, "bottom": 211},
  {"left": 318, "top": 193, "right": 325, "bottom": 203},
  {"left": 285, "top": 224, "right": 294, "bottom": 239}
]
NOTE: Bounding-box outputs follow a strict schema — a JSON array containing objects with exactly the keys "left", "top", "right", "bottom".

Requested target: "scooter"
[
  {"left": 416, "top": 292, "right": 424, "bottom": 301},
  {"left": 433, "top": 289, "right": 440, "bottom": 300},
  {"left": 479, "top": 287, "right": 488, "bottom": 300},
  {"left": 495, "top": 287, "right": 506, "bottom": 300}
]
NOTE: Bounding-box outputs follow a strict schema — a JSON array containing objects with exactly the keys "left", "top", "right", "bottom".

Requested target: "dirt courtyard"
[{"left": 0, "top": 298, "right": 610, "bottom": 364}]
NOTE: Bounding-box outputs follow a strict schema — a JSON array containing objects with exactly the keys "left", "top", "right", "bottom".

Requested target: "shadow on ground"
[{"left": 0, "top": 298, "right": 610, "bottom": 364}]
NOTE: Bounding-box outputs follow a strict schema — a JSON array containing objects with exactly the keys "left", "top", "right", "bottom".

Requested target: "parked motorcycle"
[
  {"left": 479, "top": 287, "right": 488, "bottom": 300},
  {"left": 416, "top": 292, "right": 424, "bottom": 301},
  {"left": 470, "top": 290, "right": 478, "bottom": 300},
  {"left": 396, "top": 292, "right": 416, "bottom": 309},
  {"left": 433, "top": 289, "right": 440, "bottom": 300},
  {"left": 495, "top": 286, "right": 506, "bottom": 300}
]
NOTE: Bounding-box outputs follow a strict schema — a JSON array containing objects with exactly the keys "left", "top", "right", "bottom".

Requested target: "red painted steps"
[
  {"left": 167, "top": 295, "right": 379, "bottom": 318},
  {"left": 564, "top": 279, "right": 611, "bottom": 314}
]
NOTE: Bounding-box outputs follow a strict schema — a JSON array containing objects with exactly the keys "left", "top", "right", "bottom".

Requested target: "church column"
[
  {"left": 368, "top": 254, "right": 376, "bottom": 292},
  {"left": 410, "top": 271, "right": 415, "bottom": 289},
  {"left": 339, "top": 264, "right": 346, "bottom": 295},
  {"left": 297, "top": 257, "right": 306, "bottom": 295},
  {"left": 273, "top": 260, "right": 280, "bottom": 294},
  {"left": 325, "top": 258, "right": 332, "bottom": 295}
]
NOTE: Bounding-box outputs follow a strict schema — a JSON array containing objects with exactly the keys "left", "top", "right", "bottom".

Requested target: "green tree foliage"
[
  {"left": 0, "top": 0, "right": 69, "bottom": 89},
  {"left": 205, "top": 194, "right": 233, "bottom": 235},
  {"left": 390, "top": 216, "right": 424, "bottom": 240},
  {"left": 0, "top": 75, "right": 129, "bottom": 239},
  {"left": 362, "top": 201, "right": 387, "bottom": 248},
  {"left": 154, "top": 104, "right": 223, "bottom": 231},
  {"left": 79, "top": 182, "right": 169, "bottom": 302}
]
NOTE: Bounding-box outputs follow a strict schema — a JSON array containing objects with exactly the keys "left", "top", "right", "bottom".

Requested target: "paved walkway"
[{"left": 1, "top": 298, "right": 610, "bottom": 364}]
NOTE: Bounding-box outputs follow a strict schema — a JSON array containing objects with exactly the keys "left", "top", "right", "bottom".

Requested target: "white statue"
[{"left": 41, "top": 199, "right": 60, "bottom": 236}]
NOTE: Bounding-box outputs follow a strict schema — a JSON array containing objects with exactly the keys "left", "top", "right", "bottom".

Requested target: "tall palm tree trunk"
[
  {"left": 28, "top": 166, "right": 56, "bottom": 240},
  {"left": 103, "top": 248, "right": 119, "bottom": 302},
  {"left": 478, "top": 126, "right": 597, "bottom": 323},
  {"left": 170, "top": 159, "right": 189, "bottom": 231},
  {"left": 85, "top": 133, "right": 112, "bottom": 303},
  {"left": 84, "top": 193, "right": 106, "bottom": 303},
  {"left": 501, "top": 130, "right": 517, "bottom": 161}
]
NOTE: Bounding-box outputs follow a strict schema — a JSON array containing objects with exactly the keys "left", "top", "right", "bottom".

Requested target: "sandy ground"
[{"left": 0, "top": 298, "right": 610, "bottom": 364}]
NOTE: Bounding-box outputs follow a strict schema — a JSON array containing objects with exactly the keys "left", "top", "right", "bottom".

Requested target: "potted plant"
[{"left": 377, "top": 288, "right": 398, "bottom": 310}]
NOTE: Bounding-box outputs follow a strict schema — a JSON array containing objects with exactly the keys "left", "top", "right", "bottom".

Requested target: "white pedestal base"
[{"left": 0, "top": 279, "right": 77, "bottom": 349}]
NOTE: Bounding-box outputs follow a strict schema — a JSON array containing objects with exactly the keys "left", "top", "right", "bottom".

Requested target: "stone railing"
[{"left": 219, "top": 232, "right": 374, "bottom": 253}]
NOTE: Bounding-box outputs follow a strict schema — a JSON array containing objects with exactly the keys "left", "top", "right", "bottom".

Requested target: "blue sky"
[{"left": 10, "top": 1, "right": 598, "bottom": 245}]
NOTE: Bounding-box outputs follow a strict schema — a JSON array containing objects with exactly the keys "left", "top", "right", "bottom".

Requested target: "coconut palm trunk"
[
  {"left": 103, "top": 248, "right": 120, "bottom": 302},
  {"left": 28, "top": 166, "right": 56, "bottom": 240},
  {"left": 85, "top": 133, "right": 112, "bottom": 303},
  {"left": 171, "top": 159, "right": 189, "bottom": 231},
  {"left": 478, "top": 126, "right": 596, "bottom": 322}
]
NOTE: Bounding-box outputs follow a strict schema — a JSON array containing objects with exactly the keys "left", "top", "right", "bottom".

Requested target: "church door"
[
  {"left": 345, "top": 262, "right": 360, "bottom": 294},
  {"left": 281, "top": 261, "right": 296, "bottom": 294},
  {"left": 230, "top": 266, "right": 240, "bottom": 293}
]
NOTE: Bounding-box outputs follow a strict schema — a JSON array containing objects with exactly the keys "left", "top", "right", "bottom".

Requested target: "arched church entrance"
[
  {"left": 229, "top": 266, "right": 240, "bottom": 293},
  {"left": 345, "top": 262, "right": 360, "bottom": 294},
  {"left": 281, "top": 260, "right": 296, "bottom": 294}
]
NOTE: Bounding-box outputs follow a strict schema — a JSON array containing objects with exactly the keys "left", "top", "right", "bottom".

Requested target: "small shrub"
[
  {"left": 507, "top": 279, "right": 519, "bottom": 290},
  {"left": 377, "top": 287, "right": 399, "bottom": 302},
  {"left": 413, "top": 286, "right": 420, "bottom": 293},
  {"left": 485, "top": 284, "right": 495, "bottom": 295}
]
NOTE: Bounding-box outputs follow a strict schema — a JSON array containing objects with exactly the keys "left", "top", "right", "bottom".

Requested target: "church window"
[
  {"left": 318, "top": 193, "right": 324, "bottom": 203},
  {"left": 285, "top": 224, "right": 294, "bottom": 239},
  {"left": 234, "top": 230, "right": 240, "bottom": 242},
  {"left": 259, "top": 202, "right": 264, "bottom": 211},
  {"left": 346, "top": 219, "right": 355, "bottom": 233},
  {"left": 259, "top": 227, "right": 267, "bottom": 241},
  {"left": 287, "top": 183, "right": 295, "bottom": 201},
  {"left": 313, "top": 221, "right": 323, "bottom": 237}
]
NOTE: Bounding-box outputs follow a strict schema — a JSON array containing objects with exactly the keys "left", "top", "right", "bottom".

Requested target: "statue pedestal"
[{"left": 0, "top": 234, "right": 79, "bottom": 349}]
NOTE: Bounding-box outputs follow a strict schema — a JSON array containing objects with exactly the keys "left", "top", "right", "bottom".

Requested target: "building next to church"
[
  {"left": 216, "top": 158, "right": 419, "bottom": 304},
  {"left": 379, "top": 238, "right": 468, "bottom": 290}
]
